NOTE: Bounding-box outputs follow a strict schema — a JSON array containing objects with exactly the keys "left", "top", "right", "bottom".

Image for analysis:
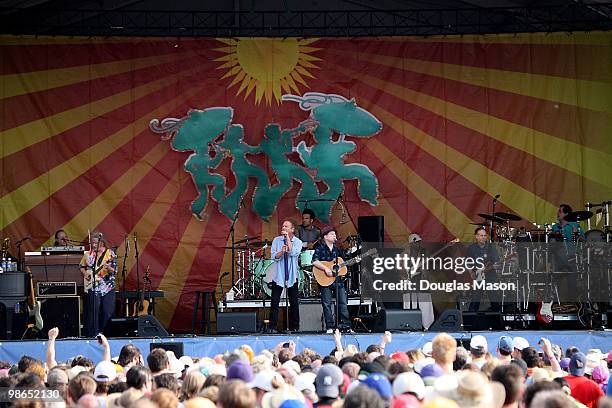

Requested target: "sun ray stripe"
[
  {"left": 357, "top": 96, "right": 560, "bottom": 224},
  {"left": 156, "top": 215, "right": 209, "bottom": 327},
  {"left": 332, "top": 48, "right": 611, "bottom": 113},
  {"left": 337, "top": 62, "right": 610, "bottom": 205},
  {"left": 364, "top": 140, "right": 474, "bottom": 239},
  {"left": 0, "top": 75, "right": 207, "bottom": 229},
  {"left": 329, "top": 46, "right": 609, "bottom": 152},
  {"left": 50, "top": 143, "right": 168, "bottom": 245},
  {"left": 0, "top": 63, "right": 207, "bottom": 160},
  {"left": 334, "top": 63, "right": 612, "bottom": 189},
  {"left": 1, "top": 53, "right": 211, "bottom": 133},
  {"left": 328, "top": 37, "right": 609, "bottom": 82},
  {"left": 121, "top": 172, "right": 189, "bottom": 284},
  {"left": 0, "top": 49, "right": 199, "bottom": 99}
]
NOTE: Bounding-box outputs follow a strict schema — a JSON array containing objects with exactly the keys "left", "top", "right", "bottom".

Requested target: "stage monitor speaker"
[
  {"left": 40, "top": 296, "right": 81, "bottom": 338},
  {"left": 462, "top": 312, "right": 503, "bottom": 331},
  {"left": 107, "top": 316, "right": 168, "bottom": 337},
  {"left": 150, "top": 342, "right": 184, "bottom": 358},
  {"left": 377, "top": 309, "right": 422, "bottom": 331},
  {"left": 429, "top": 309, "right": 463, "bottom": 332},
  {"left": 217, "top": 312, "right": 256, "bottom": 334},
  {"left": 358, "top": 216, "right": 384, "bottom": 246},
  {"left": 299, "top": 303, "right": 323, "bottom": 332}
]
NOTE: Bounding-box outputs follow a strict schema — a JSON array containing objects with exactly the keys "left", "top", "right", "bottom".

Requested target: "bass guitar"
[{"left": 313, "top": 248, "right": 378, "bottom": 287}]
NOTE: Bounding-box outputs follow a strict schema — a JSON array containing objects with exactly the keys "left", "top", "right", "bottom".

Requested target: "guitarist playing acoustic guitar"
[
  {"left": 467, "top": 227, "right": 501, "bottom": 313},
  {"left": 312, "top": 226, "right": 352, "bottom": 333}
]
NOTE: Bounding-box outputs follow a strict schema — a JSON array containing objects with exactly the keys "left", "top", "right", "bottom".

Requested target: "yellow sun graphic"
[{"left": 214, "top": 38, "right": 322, "bottom": 105}]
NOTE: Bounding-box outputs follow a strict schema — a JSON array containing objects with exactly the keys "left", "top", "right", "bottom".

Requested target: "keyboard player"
[{"left": 53, "top": 229, "right": 70, "bottom": 247}]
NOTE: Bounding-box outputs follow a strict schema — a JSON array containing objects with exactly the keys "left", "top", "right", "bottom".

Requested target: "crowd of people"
[{"left": 1, "top": 327, "right": 611, "bottom": 408}]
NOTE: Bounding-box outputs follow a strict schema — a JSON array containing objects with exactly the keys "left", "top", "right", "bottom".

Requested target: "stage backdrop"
[{"left": 1, "top": 33, "right": 611, "bottom": 331}]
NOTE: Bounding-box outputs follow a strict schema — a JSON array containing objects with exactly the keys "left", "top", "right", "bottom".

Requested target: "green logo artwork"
[{"left": 149, "top": 93, "right": 382, "bottom": 222}]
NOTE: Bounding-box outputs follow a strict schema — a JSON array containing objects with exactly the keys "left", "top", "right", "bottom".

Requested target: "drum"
[
  {"left": 585, "top": 229, "right": 606, "bottom": 242},
  {"left": 252, "top": 257, "right": 274, "bottom": 279},
  {"left": 299, "top": 250, "right": 314, "bottom": 268},
  {"left": 258, "top": 261, "right": 304, "bottom": 297}
]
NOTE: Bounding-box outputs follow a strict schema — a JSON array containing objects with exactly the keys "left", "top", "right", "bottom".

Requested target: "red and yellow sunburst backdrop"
[{"left": 1, "top": 33, "right": 611, "bottom": 331}]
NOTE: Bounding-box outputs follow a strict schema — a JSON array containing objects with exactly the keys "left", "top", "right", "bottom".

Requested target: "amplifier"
[{"left": 37, "top": 281, "right": 77, "bottom": 297}]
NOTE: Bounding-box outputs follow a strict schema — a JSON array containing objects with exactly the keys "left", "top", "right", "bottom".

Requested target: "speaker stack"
[{"left": 37, "top": 284, "right": 81, "bottom": 338}]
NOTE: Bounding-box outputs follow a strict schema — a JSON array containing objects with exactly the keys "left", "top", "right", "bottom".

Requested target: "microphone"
[
  {"left": 125, "top": 234, "right": 130, "bottom": 253},
  {"left": 133, "top": 232, "right": 137, "bottom": 243},
  {"left": 16, "top": 236, "right": 31, "bottom": 244},
  {"left": 493, "top": 194, "right": 500, "bottom": 203}
]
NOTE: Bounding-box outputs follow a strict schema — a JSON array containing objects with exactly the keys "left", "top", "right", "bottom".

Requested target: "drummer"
[
  {"left": 552, "top": 204, "right": 585, "bottom": 242},
  {"left": 297, "top": 209, "right": 321, "bottom": 250}
]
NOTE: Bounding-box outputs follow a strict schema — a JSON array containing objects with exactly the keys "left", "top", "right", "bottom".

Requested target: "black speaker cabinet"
[
  {"left": 377, "top": 309, "right": 423, "bottom": 331},
  {"left": 357, "top": 216, "right": 384, "bottom": 245},
  {"left": 429, "top": 309, "right": 463, "bottom": 332},
  {"left": 299, "top": 303, "right": 323, "bottom": 332},
  {"left": 217, "top": 312, "right": 256, "bottom": 334},
  {"left": 150, "top": 342, "right": 184, "bottom": 358},
  {"left": 462, "top": 312, "right": 503, "bottom": 331},
  {"left": 107, "top": 316, "right": 168, "bottom": 337},
  {"left": 40, "top": 296, "right": 81, "bottom": 338}
]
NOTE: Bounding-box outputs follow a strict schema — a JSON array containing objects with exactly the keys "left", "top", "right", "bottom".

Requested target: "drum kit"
[{"left": 471, "top": 200, "right": 612, "bottom": 321}]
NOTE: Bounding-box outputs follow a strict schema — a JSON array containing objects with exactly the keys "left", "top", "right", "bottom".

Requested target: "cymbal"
[
  {"left": 235, "top": 235, "right": 258, "bottom": 244},
  {"left": 248, "top": 240, "right": 269, "bottom": 248},
  {"left": 477, "top": 213, "right": 505, "bottom": 223},
  {"left": 494, "top": 212, "right": 522, "bottom": 221},
  {"left": 563, "top": 210, "right": 593, "bottom": 222}
]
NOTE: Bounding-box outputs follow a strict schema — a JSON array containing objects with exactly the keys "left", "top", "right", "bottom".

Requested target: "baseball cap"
[
  {"left": 470, "top": 335, "right": 488, "bottom": 351},
  {"left": 512, "top": 337, "right": 529, "bottom": 351},
  {"left": 250, "top": 370, "right": 284, "bottom": 392},
  {"left": 392, "top": 372, "right": 425, "bottom": 399},
  {"left": 227, "top": 360, "right": 253, "bottom": 383},
  {"left": 560, "top": 358, "right": 571, "bottom": 370},
  {"left": 498, "top": 336, "right": 514, "bottom": 354},
  {"left": 315, "top": 364, "right": 343, "bottom": 398},
  {"left": 362, "top": 373, "right": 393, "bottom": 400},
  {"left": 47, "top": 368, "right": 69, "bottom": 387},
  {"left": 569, "top": 352, "right": 587, "bottom": 376},
  {"left": 94, "top": 361, "right": 117, "bottom": 383},
  {"left": 420, "top": 364, "right": 444, "bottom": 379},
  {"left": 392, "top": 394, "right": 421, "bottom": 408},
  {"left": 278, "top": 400, "right": 307, "bottom": 408},
  {"left": 408, "top": 234, "right": 422, "bottom": 243},
  {"left": 422, "top": 342, "right": 433, "bottom": 357}
]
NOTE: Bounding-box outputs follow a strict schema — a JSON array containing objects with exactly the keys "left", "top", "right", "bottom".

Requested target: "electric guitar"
[
  {"left": 26, "top": 267, "right": 43, "bottom": 331},
  {"left": 470, "top": 252, "right": 516, "bottom": 282},
  {"left": 536, "top": 264, "right": 554, "bottom": 325},
  {"left": 313, "top": 248, "right": 378, "bottom": 287},
  {"left": 83, "top": 249, "right": 116, "bottom": 292}
]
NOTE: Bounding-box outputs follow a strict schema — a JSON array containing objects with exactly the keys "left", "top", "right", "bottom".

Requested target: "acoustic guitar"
[{"left": 313, "top": 248, "right": 378, "bottom": 287}]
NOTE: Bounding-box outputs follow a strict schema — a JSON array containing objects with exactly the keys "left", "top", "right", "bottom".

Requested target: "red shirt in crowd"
[{"left": 564, "top": 375, "right": 604, "bottom": 408}]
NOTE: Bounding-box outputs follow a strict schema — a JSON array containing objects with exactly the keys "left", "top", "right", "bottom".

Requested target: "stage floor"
[{"left": 0, "top": 330, "right": 610, "bottom": 364}]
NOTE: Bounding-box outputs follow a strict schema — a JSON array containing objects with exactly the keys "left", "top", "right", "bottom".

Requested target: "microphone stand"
[
  {"left": 121, "top": 235, "right": 129, "bottom": 316},
  {"left": 334, "top": 246, "right": 340, "bottom": 330},
  {"left": 134, "top": 232, "right": 140, "bottom": 315},
  {"left": 283, "top": 234, "right": 290, "bottom": 333},
  {"left": 229, "top": 195, "right": 247, "bottom": 295},
  {"left": 490, "top": 196, "right": 498, "bottom": 243},
  {"left": 91, "top": 234, "right": 102, "bottom": 337}
]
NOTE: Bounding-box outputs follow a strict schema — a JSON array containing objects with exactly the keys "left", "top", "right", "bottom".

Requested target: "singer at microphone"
[
  {"left": 53, "top": 229, "right": 70, "bottom": 247},
  {"left": 268, "top": 220, "right": 303, "bottom": 333}
]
